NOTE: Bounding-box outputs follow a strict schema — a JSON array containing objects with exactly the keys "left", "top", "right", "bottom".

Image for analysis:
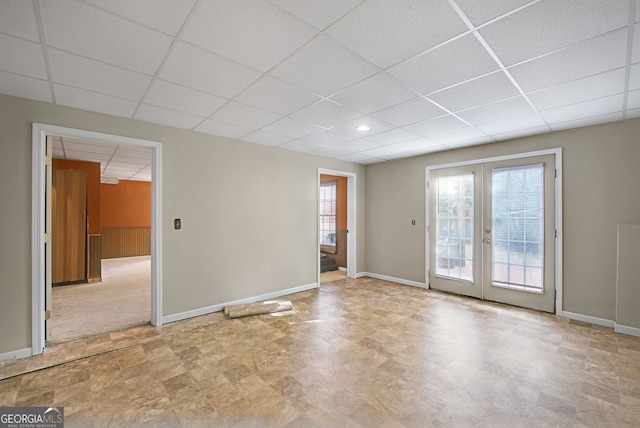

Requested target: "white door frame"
[
  {"left": 426, "top": 148, "right": 563, "bottom": 314},
  {"left": 31, "top": 123, "right": 163, "bottom": 355},
  {"left": 317, "top": 168, "right": 357, "bottom": 285}
]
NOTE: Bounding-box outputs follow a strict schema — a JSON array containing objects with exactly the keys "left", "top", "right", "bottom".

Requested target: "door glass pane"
[
  {"left": 491, "top": 165, "right": 544, "bottom": 292},
  {"left": 436, "top": 174, "right": 474, "bottom": 281}
]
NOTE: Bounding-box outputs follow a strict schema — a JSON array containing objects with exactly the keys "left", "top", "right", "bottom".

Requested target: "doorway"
[
  {"left": 31, "top": 123, "right": 163, "bottom": 355},
  {"left": 317, "top": 168, "right": 357, "bottom": 286},
  {"left": 426, "top": 150, "right": 562, "bottom": 313}
]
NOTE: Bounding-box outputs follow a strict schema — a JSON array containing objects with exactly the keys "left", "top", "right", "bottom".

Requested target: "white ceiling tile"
[
  {"left": 134, "top": 104, "right": 204, "bottom": 129},
  {"left": 387, "top": 137, "right": 445, "bottom": 152},
  {"left": 114, "top": 148, "right": 152, "bottom": 159},
  {"left": 336, "top": 152, "right": 378, "bottom": 163},
  {"left": 210, "top": 101, "right": 281, "bottom": 129},
  {"left": 242, "top": 131, "right": 292, "bottom": 147},
  {"left": 456, "top": 96, "right": 535, "bottom": 125},
  {"left": 363, "top": 128, "right": 420, "bottom": 145},
  {"left": 330, "top": 72, "right": 415, "bottom": 114},
  {"left": 111, "top": 155, "right": 149, "bottom": 166},
  {"left": 291, "top": 100, "right": 362, "bottom": 128},
  {"left": 310, "top": 146, "right": 353, "bottom": 158},
  {"left": 0, "top": 34, "right": 47, "bottom": 79},
  {"left": 62, "top": 140, "right": 115, "bottom": 154},
  {"left": 631, "top": 64, "right": 640, "bottom": 91},
  {"left": 0, "top": 0, "right": 39, "bottom": 41},
  {"left": 371, "top": 97, "right": 448, "bottom": 127},
  {"left": 388, "top": 34, "right": 499, "bottom": 94},
  {"left": 455, "top": 0, "right": 533, "bottom": 26},
  {"left": 541, "top": 94, "right": 624, "bottom": 124},
  {"left": 65, "top": 150, "right": 112, "bottom": 162},
  {"left": 479, "top": 0, "right": 629, "bottom": 66},
  {"left": 40, "top": 0, "right": 173, "bottom": 74},
  {"left": 194, "top": 118, "right": 254, "bottom": 139},
  {"left": 83, "top": 0, "right": 196, "bottom": 36},
  {"left": 54, "top": 84, "right": 137, "bottom": 118},
  {"left": 338, "top": 139, "right": 381, "bottom": 153},
  {"left": 627, "top": 108, "right": 640, "bottom": 119},
  {"left": 271, "top": 35, "right": 378, "bottom": 97},
  {"left": 271, "top": 0, "right": 362, "bottom": 30},
  {"left": 160, "top": 42, "right": 261, "bottom": 99},
  {"left": 300, "top": 130, "right": 354, "bottom": 146},
  {"left": 633, "top": 23, "right": 640, "bottom": 63},
  {"left": 476, "top": 113, "right": 547, "bottom": 135},
  {"left": 429, "top": 127, "right": 487, "bottom": 145},
  {"left": 182, "top": 0, "right": 316, "bottom": 72},
  {"left": 626, "top": 89, "right": 640, "bottom": 110},
  {"left": 637, "top": 0, "right": 640, "bottom": 22},
  {"left": 509, "top": 29, "right": 627, "bottom": 93},
  {"left": 527, "top": 68, "right": 626, "bottom": 111},
  {"left": 493, "top": 125, "right": 550, "bottom": 141},
  {"left": 260, "top": 117, "right": 323, "bottom": 139},
  {"left": 330, "top": 116, "right": 395, "bottom": 138},
  {"left": 48, "top": 49, "right": 151, "bottom": 101},
  {"left": 357, "top": 145, "right": 403, "bottom": 159},
  {"left": 145, "top": 80, "right": 227, "bottom": 117},
  {"left": 404, "top": 114, "right": 469, "bottom": 137},
  {"left": 235, "top": 76, "right": 321, "bottom": 116},
  {"left": 428, "top": 72, "right": 520, "bottom": 112},
  {"left": 278, "top": 139, "right": 325, "bottom": 153},
  {"left": 0, "top": 71, "right": 51, "bottom": 103},
  {"left": 326, "top": 0, "right": 467, "bottom": 68},
  {"left": 549, "top": 111, "right": 624, "bottom": 132}
]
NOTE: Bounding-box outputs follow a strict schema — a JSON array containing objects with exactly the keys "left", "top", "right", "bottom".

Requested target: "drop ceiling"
[{"left": 1, "top": 0, "right": 639, "bottom": 165}]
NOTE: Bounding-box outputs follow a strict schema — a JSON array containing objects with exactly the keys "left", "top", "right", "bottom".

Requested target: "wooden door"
[{"left": 52, "top": 169, "right": 88, "bottom": 285}]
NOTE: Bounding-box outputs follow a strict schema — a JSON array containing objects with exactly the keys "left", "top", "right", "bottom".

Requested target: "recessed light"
[{"left": 356, "top": 125, "right": 370, "bottom": 132}]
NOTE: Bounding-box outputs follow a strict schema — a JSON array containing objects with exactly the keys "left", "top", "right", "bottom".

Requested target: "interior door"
[
  {"left": 429, "top": 165, "right": 482, "bottom": 298},
  {"left": 429, "top": 155, "right": 556, "bottom": 313},
  {"left": 52, "top": 168, "right": 88, "bottom": 284}
]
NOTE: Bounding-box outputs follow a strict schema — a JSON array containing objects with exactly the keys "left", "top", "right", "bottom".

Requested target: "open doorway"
[
  {"left": 317, "top": 168, "right": 356, "bottom": 286},
  {"left": 32, "top": 123, "right": 163, "bottom": 355},
  {"left": 48, "top": 136, "right": 153, "bottom": 343}
]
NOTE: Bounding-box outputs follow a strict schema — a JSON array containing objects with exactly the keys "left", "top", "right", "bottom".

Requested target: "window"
[{"left": 319, "top": 181, "right": 337, "bottom": 252}]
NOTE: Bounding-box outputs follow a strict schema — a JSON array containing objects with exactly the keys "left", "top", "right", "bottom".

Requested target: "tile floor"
[{"left": 1, "top": 277, "right": 640, "bottom": 427}]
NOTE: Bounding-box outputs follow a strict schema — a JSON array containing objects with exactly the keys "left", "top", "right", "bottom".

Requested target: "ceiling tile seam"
[
  {"left": 101, "top": 146, "right": 119, "bottom": 177},
  {"left": 262, "top": 0, "right": 331, "bottom": 34},
  {"left": 469, "top": 0, "right": 543, "bottom": 33},
  {"left": 51, "top": 81, "right": 145, "bottom": 104},
  {"left": 129, "top": 162, "right": 152, "bottom": 180},
  {"left": 525, "top": 66, "right": 628, "bottom": 96},
  {"left": 131, "top": 0, "right": 204, "bottom": 119},
  {"left": 622, "top": 0, "right": 638, "bottom": 119},
  {"left": 59, "top": 137, "right": 67, "bottom": 159},
  {"left": 447, "top": 0, "right": 551, "bottom": 132},
  {"left": 32, "top": 0, "right": 56, "bottom": 103},
  {"left": 75, "top": 0, "right": 186, "bottom": 38}
]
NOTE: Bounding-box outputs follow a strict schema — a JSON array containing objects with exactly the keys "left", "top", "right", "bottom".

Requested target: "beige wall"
[
  {"left": 365, "top": 117, "right": 640, "bottom": 321},
  {"left": 0, "top": 94, "right": 365, "bottom": 355}
]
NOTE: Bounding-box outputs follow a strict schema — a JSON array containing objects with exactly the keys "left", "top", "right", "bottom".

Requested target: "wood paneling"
[
  {"left": 102, "top": 227, "right": 151, "bottom": 259},
  {"left": 87, "top": 234, "right": 102, "bottom": 282},
  {"left": 52, "top": 169, "right": 87, "bottom": 285}
]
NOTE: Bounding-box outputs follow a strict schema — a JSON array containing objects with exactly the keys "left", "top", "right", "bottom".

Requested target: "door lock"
[
  {"left": 485, "top": 229, "right": 491, "bottom": 234},
  {"left": 483, "top": 238, "right": 491, "bottom": 244}
]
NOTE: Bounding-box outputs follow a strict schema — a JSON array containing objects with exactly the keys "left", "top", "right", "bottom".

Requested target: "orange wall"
[
  {"left": 320, "top": 174, "right": 347, "bottom": 229},
  {"left": 53, "top": 159, "right": 101, "bottom": 234},
  {"left": 101, "top": 180, "right": 151, "bottom": 228}
]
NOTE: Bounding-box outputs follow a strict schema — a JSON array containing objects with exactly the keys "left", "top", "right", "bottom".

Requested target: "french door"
[{"left": 429, "top": 155, "right": 556, "bottom": 313}]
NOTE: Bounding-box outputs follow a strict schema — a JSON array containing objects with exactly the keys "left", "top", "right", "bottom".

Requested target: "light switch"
[{"left": 174, "top": 218, "right": 181, "bottom": 230}]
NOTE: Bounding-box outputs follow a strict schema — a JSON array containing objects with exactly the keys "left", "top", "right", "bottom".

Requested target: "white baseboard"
[
  {"left": 614, "top": 323, "right": 640, "bottom": 337},
  {"left": 162, "top": 282, "right": 318, "bottom": 324},
  {"left": 360, "top": 272, "right": 426, "bottom": 289},
  {"left": 338, "top": 267, "right": 347, "bottom": 272},
  {"left": 559, "top": 311, "right": 615, "bottom": 328},
  {"left": 0, "top": 347, "right": 32, "bottom": 363}
]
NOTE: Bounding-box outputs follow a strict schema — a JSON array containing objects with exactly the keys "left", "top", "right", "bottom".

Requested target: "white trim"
[
  {"left": 162, "top": 282, "right": 318, "bottom": 324},
  {"left": 362, "top": 272, "right": 426, "bottom": 289},
  {"left": 338, "top": 267, "right": 347, "bottom": 272},
  {"left": 614, "top": 323, "right": 640, "bottom": 337},
  {"left": 425, "top": 148, "right": 563, "bottom": 313},
  {"left": 560, "top": 311, "right": 615, "bottom": 328},
  {"left": 318, "top": 168, "right": 357, "bottom": 283},
  {"left": 0, "top": 347, "right": 32, "bottom": 363},
  {"left": 31, "top": 123, "right": 163, "bottom": 357},
  {"left": 354, "top": 272, "right": 368, "bottom": 279}
]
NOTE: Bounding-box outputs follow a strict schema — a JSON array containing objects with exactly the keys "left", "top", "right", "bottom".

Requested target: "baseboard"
[
  {"left": 559, "top": 311, "right": 615, "bottom": 328},
  {"left": 614, "top": 323, "right": 640, "bottom": 337},
  {"left": 360, "top": 272, "right": 426, "bottom": 289},
  {"left": 338, "top": 267, "right": 347, "bottom": 272},
  {"left": 0, "top": 347, "right": 32, "bottom": 363},
  {"left": 162, "top": 282, "right": 318, "bottom": 324}
]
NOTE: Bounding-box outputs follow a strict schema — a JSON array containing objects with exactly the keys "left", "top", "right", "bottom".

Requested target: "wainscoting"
[
  {"left": 101, "top": 227, "right": 151, "bottom": 259},
  {"left": 87, "top": 234, "right": 102, "bottom": 282}
]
